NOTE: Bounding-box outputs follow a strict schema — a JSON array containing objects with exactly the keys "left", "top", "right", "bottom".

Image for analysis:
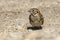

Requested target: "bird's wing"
[
  {"left": 29, "top": 15, "right": 34, "bottom": 22},
  {"left": 40, "top": 15, "right": 44, "bottom": 24}
]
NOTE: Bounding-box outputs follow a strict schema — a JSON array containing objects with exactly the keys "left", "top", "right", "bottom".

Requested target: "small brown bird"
[{"left": 28, "top": 8, "right": 44, "bottom": 27}]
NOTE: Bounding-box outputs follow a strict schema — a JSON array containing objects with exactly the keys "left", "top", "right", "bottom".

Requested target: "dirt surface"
[{"left": 0, "top": 0, "right": 60, "bottom": 40}]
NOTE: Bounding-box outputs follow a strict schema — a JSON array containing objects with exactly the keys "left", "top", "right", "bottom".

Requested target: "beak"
[{"left": 28, "top": 9, "right": 32, "bottom": 12}]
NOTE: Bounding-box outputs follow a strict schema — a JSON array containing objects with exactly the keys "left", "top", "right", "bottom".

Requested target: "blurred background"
[{"left": 0, "top": 0, "right": 60, "bottom": 40}]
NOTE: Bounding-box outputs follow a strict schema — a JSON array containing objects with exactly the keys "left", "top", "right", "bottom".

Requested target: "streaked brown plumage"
[{"left": 28, "top": 8, "right": 44, "bottom": 27}]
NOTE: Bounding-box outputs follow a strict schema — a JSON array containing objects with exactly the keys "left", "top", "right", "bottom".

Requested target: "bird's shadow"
[{"left": 27, "top": 26, "right": 42, "bottom": 30}]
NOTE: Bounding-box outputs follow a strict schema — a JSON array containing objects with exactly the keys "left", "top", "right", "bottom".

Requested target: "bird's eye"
[
  {"left": 36, "top": 11, "right": 38, "bottom": 13},
  {"left": 32, "top": 10, "right": 34, "bottom": 11}
]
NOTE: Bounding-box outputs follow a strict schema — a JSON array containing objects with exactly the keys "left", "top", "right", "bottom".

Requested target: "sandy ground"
[{"left": 0, "top": 0, "right": 60, "bottom": 40}]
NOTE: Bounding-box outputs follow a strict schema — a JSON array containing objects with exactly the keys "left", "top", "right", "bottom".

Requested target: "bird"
[{"left": 28, "top": 8, "right": 44, "bottom": 28}]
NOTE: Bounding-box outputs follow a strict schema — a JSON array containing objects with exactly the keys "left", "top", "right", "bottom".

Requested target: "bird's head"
[{"left": 28, "top": 8, "right": 40, "bottom": 16}]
